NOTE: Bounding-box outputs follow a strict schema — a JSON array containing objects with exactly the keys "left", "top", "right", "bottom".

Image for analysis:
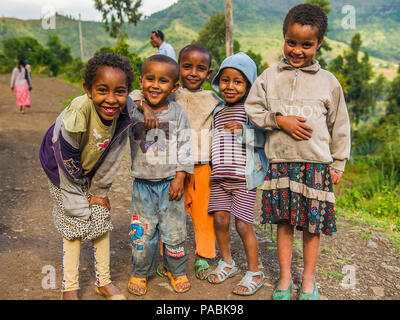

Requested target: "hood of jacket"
[{"left": 211, "top": 52, "right": 258, "bottom": 93}]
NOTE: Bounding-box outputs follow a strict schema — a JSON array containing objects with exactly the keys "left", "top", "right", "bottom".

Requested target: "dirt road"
[{"left": 0, "top": 74, "right": 399, "bottom": 300}]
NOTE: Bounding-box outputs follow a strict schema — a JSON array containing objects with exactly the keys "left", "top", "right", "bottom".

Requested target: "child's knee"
[
  {"left": 213, "top": 211, "right": 230, "bottom": 230},
  {"left": 235, "top": 219, "right": 253, "bottom": 236}
]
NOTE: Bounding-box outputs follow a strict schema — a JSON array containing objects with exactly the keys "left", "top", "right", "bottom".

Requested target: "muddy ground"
[{"left": 0, "top": 74, "right": 399, "bottom": 300}]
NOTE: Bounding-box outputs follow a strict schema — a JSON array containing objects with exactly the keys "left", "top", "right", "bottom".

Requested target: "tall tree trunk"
[{"left": 225, "top": 0, "right": 233, "bottom": 57}]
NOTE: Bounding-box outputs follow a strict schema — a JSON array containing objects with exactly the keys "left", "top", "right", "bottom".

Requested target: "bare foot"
[{"left": 62, "top": 290, "right": 79, "bottom": 300}]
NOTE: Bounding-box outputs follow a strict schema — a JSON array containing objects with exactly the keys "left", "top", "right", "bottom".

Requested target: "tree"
[
  {"left": 46, "top": 34, "right": 72, "bottom": 66},
  {"left": 94, "top": 0, "right": 142, "bottom": 42},
  {"left": 330, "top": 33, "right": 378, "bottom": 123},
  {"left": 195, "top": 13, "right": 226, "bottom": 67},
  {"left": 386, "top": 66, "right": 400, "bottom": 116},
  {"left": 225, "top": 0, "right": 233, "bottom": 57},
  {"left": 194, "top": 13, "right": 267, "bottom": 74}
]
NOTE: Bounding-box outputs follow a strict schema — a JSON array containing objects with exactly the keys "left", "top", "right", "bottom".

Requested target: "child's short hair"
[
  {"left": 178, "top": 44, "right": 212, "bottom": 68},
  {"left": 84, "top": 52, "right": 135, "bottom": 92},
  {"left": 283, "top": 3, "right": 328, "bottom": 43},
  {"left": 141, "top": 54, "right": 180, "bottom": 83}
]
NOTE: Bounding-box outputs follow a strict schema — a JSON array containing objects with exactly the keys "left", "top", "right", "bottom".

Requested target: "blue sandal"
[
  {"left": 233, "top": 271, "right": 265, "bottom": 296},
  {"left": 208, "top": 259, "right": 239, "bottom": 284},
  {"left": 272, "top": 280, "right": 293, "bottom": 300}
]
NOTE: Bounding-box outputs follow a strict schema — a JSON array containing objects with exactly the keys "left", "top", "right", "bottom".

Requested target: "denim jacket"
[{"left": 212, "top": 102, "right": 268, "bottom": 190}]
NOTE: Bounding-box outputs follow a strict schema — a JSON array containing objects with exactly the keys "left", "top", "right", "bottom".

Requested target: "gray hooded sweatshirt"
[{"left": 245, "top": 59, "right": 351, "bottom": 172}]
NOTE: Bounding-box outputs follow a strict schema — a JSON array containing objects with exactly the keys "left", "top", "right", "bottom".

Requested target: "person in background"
[
  {"left": 10, "top": 59, "right": 32, "bottom": 114},
  {"left": 150, "top": 30, "right": 177, "bottom": 61}
]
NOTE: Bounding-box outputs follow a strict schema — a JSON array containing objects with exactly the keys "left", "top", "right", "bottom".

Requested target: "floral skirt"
[{"left": 261, "top": 162, "right": 336, "bottom": 236}]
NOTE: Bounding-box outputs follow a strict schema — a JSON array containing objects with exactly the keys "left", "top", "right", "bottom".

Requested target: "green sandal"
[
  {"left": 298, "top": 282, "right": 318, "bottom": 300},
  {"left": 156, "top": 264, "right": 168, "bottom": 278},
  {"left": 194, "top": 259, "right": 212, "bottom": 280},
  {"left": 272, "top": 280, "right": 293, "bottom": 300}
]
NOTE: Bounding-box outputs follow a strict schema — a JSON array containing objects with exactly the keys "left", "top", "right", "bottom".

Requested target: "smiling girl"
[
  {"left": 39, "top": 53, "right": 135, "bottom": 300},
  {"left": 207, "top": 52, "right": 268, "bottom": 296},
  {"left": 245, "top": 4, "right": 351, "bottom": 300}
]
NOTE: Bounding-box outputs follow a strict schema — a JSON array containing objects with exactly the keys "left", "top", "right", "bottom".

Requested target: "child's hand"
[
  {"left": 223, "top": 121, "right": 243, "bottom": 134},
  {"left": 330, "top": 167, "right": 343, "bottom": 185},
  {"left": 169, "top": 172, "right": 186, "bottom": 201},
  {"left": 89, "top": 196, "right": 111, "bottom": 210},
  {"left": 135, "top": 100, "right": 159, "bottom": 130},
  {"left": 276, "top": 115, "right": 313, "bottom": 140}
]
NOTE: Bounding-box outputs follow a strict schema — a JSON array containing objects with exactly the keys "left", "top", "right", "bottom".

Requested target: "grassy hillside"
[{"left": 0, "top": 0, "right": 398, "bottom": 76}]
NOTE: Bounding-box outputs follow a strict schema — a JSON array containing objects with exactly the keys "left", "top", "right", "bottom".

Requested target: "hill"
[{"left": 0, "top": 0, "right": 399, "bottom": 74}]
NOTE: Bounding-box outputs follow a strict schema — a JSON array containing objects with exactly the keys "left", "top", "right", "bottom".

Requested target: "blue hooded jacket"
[{"left": 211, "top": 52, "right": 268, "bottom": 190}]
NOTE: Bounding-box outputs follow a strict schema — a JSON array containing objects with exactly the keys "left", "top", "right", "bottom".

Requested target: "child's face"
[
  {"left": 180, "top": 50, "right": 212, "bottom": 91},
  {"left": 139, "top": 61, "right": 179, "bottom": 108},
  {"left": 219, "top": 68, "right": 247, "bottom": 104},
  {"left": 84, "top": 66, "right": 128, "bottom": 122},
  {"left": 283, "top": 23, "right": 322, "bottom": 68}
]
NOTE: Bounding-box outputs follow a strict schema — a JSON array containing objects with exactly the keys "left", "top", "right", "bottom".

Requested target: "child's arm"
[
  {"left": 174, "top": 104, "right": 194, "bottom": 199},
  {"left": 168, "top": 171, "right": 186, "bottom": 201},
  {"left": 130, "top": 89, "right": 159, "bottom": 129},
  {"left": 245, "top": 73, "right": 313, "bottom": 140},
  {"left": 327, "top": 83, "right": 351, "bottom": 184},
  {"left": 224, "top": 121, "right": 242, "bottom": 134},
  {"left": 276, "top": 115, "right": 313, "bottom": 140},
  {"left": 89, "top": 196, "right": 111, "bottom": 210}
]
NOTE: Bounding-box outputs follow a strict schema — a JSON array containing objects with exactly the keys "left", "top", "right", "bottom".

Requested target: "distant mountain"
[{"left": 0, "top": 0, "right": 399, "bottom": 64}]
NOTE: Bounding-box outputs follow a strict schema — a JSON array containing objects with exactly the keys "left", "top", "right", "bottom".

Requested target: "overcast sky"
[{"left": 0, "top": 0, "right": 178, "bottom": 21}]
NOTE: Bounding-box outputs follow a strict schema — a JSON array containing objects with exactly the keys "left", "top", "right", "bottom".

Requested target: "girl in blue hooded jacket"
[{"left": 207, "top": 52, "right": 268, "bottom": 296}]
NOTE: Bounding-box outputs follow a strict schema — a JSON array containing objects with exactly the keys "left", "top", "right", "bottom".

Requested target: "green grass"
[
  {"left": 318, "top": 269, "right": 345, "bottom": 280},
  {"left": 333, "top": 257, "right": 353, "bottom": 266}
]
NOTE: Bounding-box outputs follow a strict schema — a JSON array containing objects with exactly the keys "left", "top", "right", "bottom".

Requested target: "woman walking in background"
[{"left": 10, "top": 59, "right": 32, "bottom": 114}]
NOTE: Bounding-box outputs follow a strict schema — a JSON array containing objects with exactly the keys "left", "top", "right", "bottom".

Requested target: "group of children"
[{"left": 39, "top": 4, "right": 350, "bottom": 300}]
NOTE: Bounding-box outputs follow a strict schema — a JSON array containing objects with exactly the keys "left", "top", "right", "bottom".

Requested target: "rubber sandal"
[
  {"left": 233, "top": 270, "right": 265, "bottom": 296},
  {"left": 207, "top": 259, "right": 239, "bottom": 284},
  {"left": 194, "top": 259, "right": 212, "bottom": 280},
  {"left": 156, "top": 264, "right": 168, "bottom": 278},
  {"left": 95, "top": 285, "right": 127, "bottom": 300},
  {"left": 298, "top": 282, "right": 318, "bottom": 300},
  {"left": 272, "top": 279, "right": 293, "bottom": 300},
  {"left": 127, "top": 276, "right": 147, "bottom": 296},
  {"left": 166, "top": 272, "right": 191, "bottom": 293}
]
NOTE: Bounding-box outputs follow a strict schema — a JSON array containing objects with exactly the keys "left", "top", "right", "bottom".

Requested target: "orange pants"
[{"left": 185, "top": 164, "right": 215, "bottom": 259}]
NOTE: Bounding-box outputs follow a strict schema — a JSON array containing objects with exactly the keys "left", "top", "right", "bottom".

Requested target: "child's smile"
[
  {"left": 219, "top": 68, "right": 247, "bottom": 104},
  {"left": 284, "top": 23, "right": 321, "bottom": 68},
  {"left": 180, "top": 50, "right": 212, "bottom": 91},
  {"left": 84, "top": 66, "right": 129, "bottom": 122},
  {"left": 140, "top": 61, "right": 179, "bottom": 110}
]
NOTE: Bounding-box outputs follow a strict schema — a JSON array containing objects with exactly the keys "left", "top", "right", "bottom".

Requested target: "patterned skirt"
[
  {"left": 48, "top": 181, "right": 113, "bottom": 241},
  {"left": 260, "top": 162, "right": 336, "bottom": 236}
]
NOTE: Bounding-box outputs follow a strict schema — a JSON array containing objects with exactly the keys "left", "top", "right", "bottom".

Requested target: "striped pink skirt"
[
  {"left": 208, "top": 178, "right": 257, "bottom": 225},
  {"left": 14, "top": 85, "right": 31, "bottom": 107}
]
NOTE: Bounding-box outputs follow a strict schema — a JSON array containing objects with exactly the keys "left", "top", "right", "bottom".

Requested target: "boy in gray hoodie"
[{"left": 245, "top": 4, "right": 351, "bottom": 300}]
